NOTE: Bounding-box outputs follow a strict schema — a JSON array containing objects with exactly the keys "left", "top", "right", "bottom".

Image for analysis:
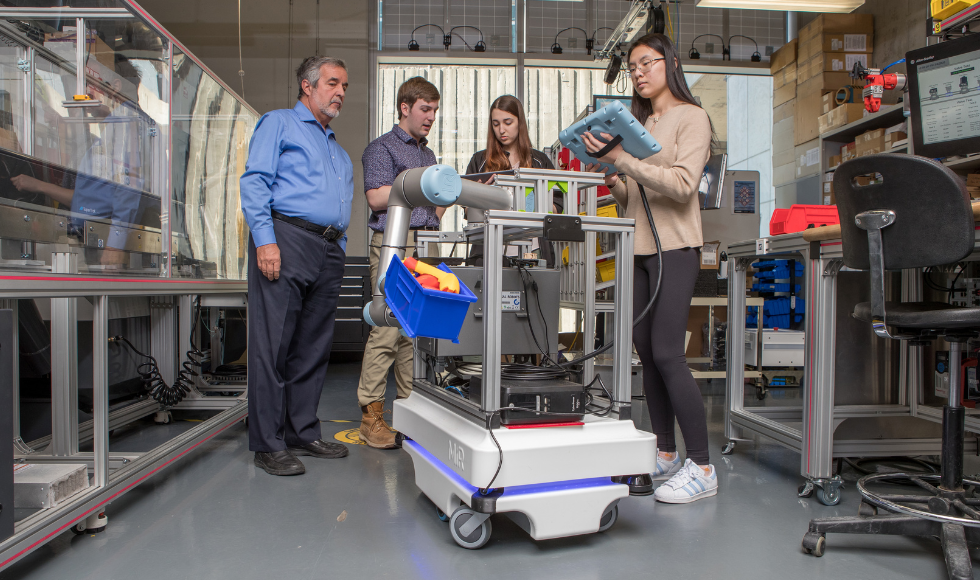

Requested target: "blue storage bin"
[
  {"left": 383, "top": 259, "right": 478, "bottom": 343},
  {"left": 752, "top": 283, "right": 802, "bottom": 294}
]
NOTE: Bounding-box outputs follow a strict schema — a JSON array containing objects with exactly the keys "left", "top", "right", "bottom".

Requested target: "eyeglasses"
[{"left": 628, "top": 57, "right": 665, "bottom": 76}]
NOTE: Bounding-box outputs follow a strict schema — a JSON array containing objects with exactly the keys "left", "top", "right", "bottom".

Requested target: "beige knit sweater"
[{"left": 609, "top": 104, "right": 712, "bottom": 255}]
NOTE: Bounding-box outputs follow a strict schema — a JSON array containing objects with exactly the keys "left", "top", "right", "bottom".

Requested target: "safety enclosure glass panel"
[
  {"left": 0, "top": 12, "right": 168, "bottom": 275},
  {"left": 171, "top": 47, "right": 256, "bottom": 280}
]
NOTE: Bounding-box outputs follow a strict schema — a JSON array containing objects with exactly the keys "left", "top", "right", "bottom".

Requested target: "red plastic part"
[
  {"left": 769, "top": 204, "right": 841, "bottom": 236},
  {"left": 415, "top": 274, "right": 439, "bottom": 290}
]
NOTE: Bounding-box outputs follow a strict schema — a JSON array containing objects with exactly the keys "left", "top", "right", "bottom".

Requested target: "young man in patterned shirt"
[{"left": 357, "top": 76, "right": 444, "bottom": 448}]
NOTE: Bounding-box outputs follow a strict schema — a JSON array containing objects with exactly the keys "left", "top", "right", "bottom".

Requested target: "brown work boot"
[{"left": 359, "top": 401, "right": 400, "bottom": 449}]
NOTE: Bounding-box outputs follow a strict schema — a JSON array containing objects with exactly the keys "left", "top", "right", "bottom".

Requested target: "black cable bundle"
[{"left": 113, "top": 297, "right": 206, "bottom": 407}]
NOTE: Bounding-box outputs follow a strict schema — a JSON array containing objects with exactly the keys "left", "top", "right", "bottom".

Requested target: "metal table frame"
[
  {"left": 0, "top": 273, "right": 247, "bottom": 571},
  {"left": 412, "top": 209, "right": 636, "bottom": 421},
  {"left": 724, "top": 231, "right": 974, "bottom": 500}
]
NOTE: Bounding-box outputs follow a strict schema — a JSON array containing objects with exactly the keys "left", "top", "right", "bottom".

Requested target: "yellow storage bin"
[
  {"left": 597, "top": 259, "right": 616, "bottom": 282},
  {"left": 932, "top": 0, "right": 980, "bottom": 20},
  {"left": 597, "top": 204, "right": 618, "bottom": 219}
]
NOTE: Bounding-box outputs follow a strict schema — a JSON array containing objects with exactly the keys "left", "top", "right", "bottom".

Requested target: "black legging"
[{"left": 633, "top": 248, "right": 710, "bottom": 465}]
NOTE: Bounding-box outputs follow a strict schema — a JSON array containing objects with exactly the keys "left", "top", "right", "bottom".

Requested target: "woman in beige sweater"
[{"left": 583, "top": 33, "right": 716, "bottom": 504}]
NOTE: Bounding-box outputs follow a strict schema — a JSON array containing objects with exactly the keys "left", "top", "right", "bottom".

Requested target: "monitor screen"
[{"left": 908, "top": 34, "right": 980, "bottom": 159}]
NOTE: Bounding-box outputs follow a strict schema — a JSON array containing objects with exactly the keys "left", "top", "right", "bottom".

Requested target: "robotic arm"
[{"left": 363, "top": 164, "right": 512, "bottom": 328}]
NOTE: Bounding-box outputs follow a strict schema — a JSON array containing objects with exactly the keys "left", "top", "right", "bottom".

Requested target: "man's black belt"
[{"left": 272, "top": 210, "right": 345, "bottom": 241}]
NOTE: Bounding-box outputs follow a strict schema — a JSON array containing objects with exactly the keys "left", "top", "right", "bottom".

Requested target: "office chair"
[{"left": 800, "top": 154, "right": 980, "bottom": 580}]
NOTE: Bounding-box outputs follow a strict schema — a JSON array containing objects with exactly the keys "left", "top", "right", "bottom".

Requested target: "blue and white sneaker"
[
  {"left": 651, "top": 452, "right": 682, "bottom": 481},
  {"left": 654, "top": 459, "right": 718, "bottom": 504}
]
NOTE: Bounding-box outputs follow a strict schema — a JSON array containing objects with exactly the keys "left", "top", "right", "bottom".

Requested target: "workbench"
[{"left": 723, "top": 203, "right": 980, "bottom": 505}]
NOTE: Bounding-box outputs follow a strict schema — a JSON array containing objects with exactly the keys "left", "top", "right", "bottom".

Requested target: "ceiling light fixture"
[{"left": 694, "top": 0, "right": 864, "bottom": 12}]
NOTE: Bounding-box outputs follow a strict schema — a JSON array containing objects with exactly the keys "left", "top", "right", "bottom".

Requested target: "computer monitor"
[
  {"left": 699, "top": 153, "right": 727, "bottom": 210},
  {"left": 907, "top": 33, "right": 980, "bottom": 159}
]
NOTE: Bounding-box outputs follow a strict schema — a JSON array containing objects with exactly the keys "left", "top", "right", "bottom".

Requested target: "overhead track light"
[
  {"left": 552, "top": 27, "right": 592, "bottom": 55},
  {"left": 689, "top": 34, "right": 728, "bottom": 61},
  {"left": 694, "top": 0, "right": 864, "bottom": 12},
  {"left": 408, "top": 24, "right": 487, "bottom": 52},
  {"left": 408, "top": 24, "right": 450, "bottom": 51},
  {"left": 729, "top": 35, "right": 761, "bottom": 62}
]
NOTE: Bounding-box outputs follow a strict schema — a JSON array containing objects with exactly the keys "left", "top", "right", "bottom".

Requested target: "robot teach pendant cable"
[{"left": 560, "top": 180, "right": 663, "bottom": 368}]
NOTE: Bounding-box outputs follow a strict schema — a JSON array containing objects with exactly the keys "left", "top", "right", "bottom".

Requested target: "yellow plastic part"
[
  {"left": 406, "top": 258, "right": 459, "bottom": 293},
  {"left": 597, "top": 259, "right": 616, "bottom": 283},
  {"left": 72, "top": 94, "right": 93, "bottom": 101},
  {"left": 932, "top": 0, "right": 980, "bottom": 20}
]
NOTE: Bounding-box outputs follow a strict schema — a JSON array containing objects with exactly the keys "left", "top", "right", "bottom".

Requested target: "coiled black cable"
[
  {"left": 113, "top": 297, "right": 206, "bottom": 407},
  {"left": 561, "top": 181, "right": 663, "bottom": 367}
]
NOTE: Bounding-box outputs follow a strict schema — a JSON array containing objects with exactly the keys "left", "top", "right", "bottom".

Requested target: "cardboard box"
[
  {"left": 885, "top": 131, "right": 907, "bottom": 150},
  {"left": 818, "top": 103, "right": 867, "bottom": 135},
  {"left": 773, "top": 62, "right": 797, "bottom": 90},
  {"left": 796, "top": 74, "right": 864, "bottom": 144},
  {"left": 774, "top": 161, "right": 796, "bottom": 187},
  {"left": 795, "top": 139, "right": 821, "bottom": 179},
  {"left": 967, "top": 173, "right": 980, "bottom": 187},
  {"left": 841, "top": 141, "right": 857, "bottom": 162},
  {"left": 855, "top": 128, "right": 886, "bottom": 157},
  {"left": 774, "top": 99, "right": 796, "bottom": 123},
  {"left": 798, "top": 52, "right": 871, "bottom": 83},
  {"left": 773, "top": 118, "right": 796, "bottom": 167},
  {"left": 800, "top": 34, "right": 874, "bottom": 61},
  {"left": 701, "top": 241, "right": 721, "bottom": 270},
  {"left": 799, "top": 13, "right": 875, "bottom": 40},
  {"left": 823, "top": 181, "right": 836, "bottom": 205},
  {"left": 828, "top": 154, "right": 842, "bottom": 169},
  {"left": 797, "top": 70, "right": 864, "bottom": 91},
  {"left": 770, "top": 39, "right": 797, "bottom": 73},
  {"left": 822, "top": 88, "right": 857, "bottom": 114},
  {"left": 774, "top": 82, "right": 796, "bottom": 107}
]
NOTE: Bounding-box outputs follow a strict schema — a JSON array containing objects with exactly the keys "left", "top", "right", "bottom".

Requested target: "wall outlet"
[
  {"left": 705, "top": 42, "right": 714, "bottom": 54},
  {"left": 426, "top": 33, "right": 434, "bottom": 44},
  {"left": 568, "top": 37, "right": 577, "bottom": 48}
]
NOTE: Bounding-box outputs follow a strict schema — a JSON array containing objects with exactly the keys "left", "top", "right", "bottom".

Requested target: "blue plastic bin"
[{"left": 383, "top": 258, "right": 478, "bottom": 343}]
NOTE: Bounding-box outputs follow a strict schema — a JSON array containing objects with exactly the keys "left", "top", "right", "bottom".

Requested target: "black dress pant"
[{"left": 247, "top": 219, "right": 345, "bottom": 452}]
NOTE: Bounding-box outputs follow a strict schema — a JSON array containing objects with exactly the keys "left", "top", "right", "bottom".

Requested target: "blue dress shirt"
[{"left": 240, "top": 101, "right": 354, "bottom": 250}]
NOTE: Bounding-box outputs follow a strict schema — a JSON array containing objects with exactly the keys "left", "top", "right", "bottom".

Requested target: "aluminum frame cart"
[
  {"left": 393, "top": 209, "right": 656, "bottom": 549},
  {"left": 724, "top": 232, "right": 970, "bottom": 506}
]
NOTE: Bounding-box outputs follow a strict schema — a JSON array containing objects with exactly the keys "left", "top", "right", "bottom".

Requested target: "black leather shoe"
[
  {"left": 288, "top": 439, "right": 349, "bottom": 459},
  {"left": 254, "top": 450, "right": 305, "bottom": 476}
]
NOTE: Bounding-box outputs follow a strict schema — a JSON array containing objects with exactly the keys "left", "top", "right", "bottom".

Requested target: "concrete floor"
[{"left": 3, "top": 362, "right": 977, "bottom": 580}]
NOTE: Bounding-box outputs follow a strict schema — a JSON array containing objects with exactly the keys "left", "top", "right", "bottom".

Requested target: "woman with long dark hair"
[
  {"left": 466, "top": 95, "right": 553, "bottom": 175},
  {"left": 583, "top": 33, "right": 716, "bottom": 504}
]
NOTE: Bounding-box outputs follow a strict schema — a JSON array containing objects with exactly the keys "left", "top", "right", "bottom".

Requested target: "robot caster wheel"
[
  {"left": 449, "top": 507, "right": 492, "bottom": 549},
  {"left": 802, "top": 532, "right": 825, "bottom": 557},
  {"left": 154, "top": 411, "right": 173, "bottom": 425},
  {"left": 598, "top": 505, "right": 618, "bottom": 533},
  {"left": 721, "top": 441, "right": 736, "bottom": 455},
  {"left": 436, "top": 508, "right": 449, "bottom": 522}
]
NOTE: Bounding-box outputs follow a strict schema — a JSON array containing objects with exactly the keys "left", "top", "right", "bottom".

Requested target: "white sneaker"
[
  {"left": 654, "top": 459, "right": 718, "bottom": 504},
  {"left": 651, "top": 452, "right": 682, "bottom": 481}
]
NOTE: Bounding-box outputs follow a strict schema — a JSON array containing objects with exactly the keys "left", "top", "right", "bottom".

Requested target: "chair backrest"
[{"left": 834, "top": 154, "right": 975, "bottom": 271}]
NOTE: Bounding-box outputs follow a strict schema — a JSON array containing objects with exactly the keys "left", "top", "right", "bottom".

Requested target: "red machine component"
[{"left": 851, "top": 62, "right": 907, "bottom": 114}]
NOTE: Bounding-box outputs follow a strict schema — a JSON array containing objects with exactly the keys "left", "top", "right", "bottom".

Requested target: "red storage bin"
[{"left": 769, "top": 205, "right": 840, "bottom": 236}]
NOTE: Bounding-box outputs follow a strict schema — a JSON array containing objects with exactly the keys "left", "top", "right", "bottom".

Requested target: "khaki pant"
[{"left": 356, "top": 230, "right": 439, "bottom": 407}]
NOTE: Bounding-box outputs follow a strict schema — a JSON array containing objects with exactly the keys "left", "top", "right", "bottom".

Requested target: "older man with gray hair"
[{"left": 240, "top": 56, "right": 353, "bottom": 476}]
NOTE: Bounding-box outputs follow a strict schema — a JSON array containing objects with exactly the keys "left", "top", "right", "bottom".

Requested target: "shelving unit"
[{"left": 818, "top": 103, "right": 907, "bottom": 176}]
